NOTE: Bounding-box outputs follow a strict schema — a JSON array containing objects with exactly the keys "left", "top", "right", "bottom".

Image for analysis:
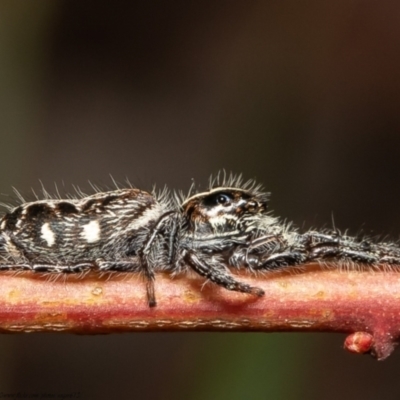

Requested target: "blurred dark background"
[{"left": 1, "top": 1, "right": 400, "bottom": 399}]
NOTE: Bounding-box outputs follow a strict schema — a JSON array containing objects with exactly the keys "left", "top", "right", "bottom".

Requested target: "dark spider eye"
[
  {"left": 217, "top": 194, "right": 231, "bottom": 205},
  {"left": 203, "top": 192, "right": 233, "bottom": 207}
]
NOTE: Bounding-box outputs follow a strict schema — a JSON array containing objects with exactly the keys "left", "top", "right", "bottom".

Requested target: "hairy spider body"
[{"left": 0, "top": 176, "right": 398, "bottom": 307}]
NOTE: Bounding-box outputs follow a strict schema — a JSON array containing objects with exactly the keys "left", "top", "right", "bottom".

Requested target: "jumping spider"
[{"left": 0, "top": 176, "right": 398, "bottom": 307}]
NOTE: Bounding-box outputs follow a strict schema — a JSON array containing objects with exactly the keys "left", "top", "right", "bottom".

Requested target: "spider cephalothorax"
[
  {"left": 180, "top": 187, "right": 269, "bottom": 239},
  {"left": 171, "top": 185, "right": 276, "bottom": 301}
]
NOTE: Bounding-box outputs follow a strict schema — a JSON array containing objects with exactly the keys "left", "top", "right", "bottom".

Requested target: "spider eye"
[
  {"left": 202, "top": 191, "right": 234, "bottom": 207},
  {"left": 217, "top": 194, "right": 229, "bottom": 204},
  {"left": 216, "top": 194, "right": 231, "bottom": 205}
]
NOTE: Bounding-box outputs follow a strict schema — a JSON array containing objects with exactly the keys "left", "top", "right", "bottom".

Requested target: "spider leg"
[
  {"left": 229, "top": 250, "right": 264, "bottom": 269},
  {"left": 33, "top": 262, "right": 93, "bottom": 273},
  {"left": 229, "top": 233, "right": 287, "bottom": 269},
  {"left": 246, "top": 234, "right": 284, "bottom": 249},
  {"left": 301, "top": 231, "right": 380, "bottom": 264},
  {"left": 308, "top": 245, "right": 379, "bottom": 264},
  {"left": 253, "top": 251, "right": 307, "bottom": 270},
  {"left": 140, "top": 211, "right": 177, "bottom": 307},
  {"left": 94, "top": 259, "right": 142, "bottom": 272},
  {"left": 185, "top": 251, "right": 264, "bottom": 297},
  {"left": 0, "top": 262, "right": 93, "bottom": 273},
  {"left": 0, "top": 263, "right": 31, "bottom": 271}
]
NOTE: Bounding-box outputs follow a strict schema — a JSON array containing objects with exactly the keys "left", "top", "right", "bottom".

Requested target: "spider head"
[{"left": 181, "top": 187, "right": 270, "bottom": 238}]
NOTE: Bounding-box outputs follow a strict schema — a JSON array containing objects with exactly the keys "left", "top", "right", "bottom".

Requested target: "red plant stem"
[{"left": 0, "top": 264, "right": 399, "bottom": 360}]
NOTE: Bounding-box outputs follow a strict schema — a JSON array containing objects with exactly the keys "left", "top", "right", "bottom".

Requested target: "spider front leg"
[
  {"left": 232, "top": 250, "right": 307, "bottom": 271},
  {"left": 229, "top": 249, "right": 264, "bottom": 269},
  {"left": 229, "top": 234, "right": 307, "bottom": 271},
  {"left": 300, "top": 231, "right": 380, "bottom": 264},
  {"left": 256, "top": 251, "right": 308, "bottom": 270},
  {"left": 308, "top": 245, "right": 379, "bottom": 264},
  {"left": 185, "top": 251, "right": 264, "bottom": 297}
]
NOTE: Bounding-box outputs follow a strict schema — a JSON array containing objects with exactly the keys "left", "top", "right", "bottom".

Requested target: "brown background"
[{"left": 1, "top": 1, "right": 400, "bottom": 399}]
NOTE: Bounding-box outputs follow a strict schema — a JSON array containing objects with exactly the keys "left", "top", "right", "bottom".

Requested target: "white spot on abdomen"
[
  {"left": 41, "top": 223, "right": 55, "bottom": 246},
  {"left": 81, "top": 220, "right": 101, "bottom": 243}
]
